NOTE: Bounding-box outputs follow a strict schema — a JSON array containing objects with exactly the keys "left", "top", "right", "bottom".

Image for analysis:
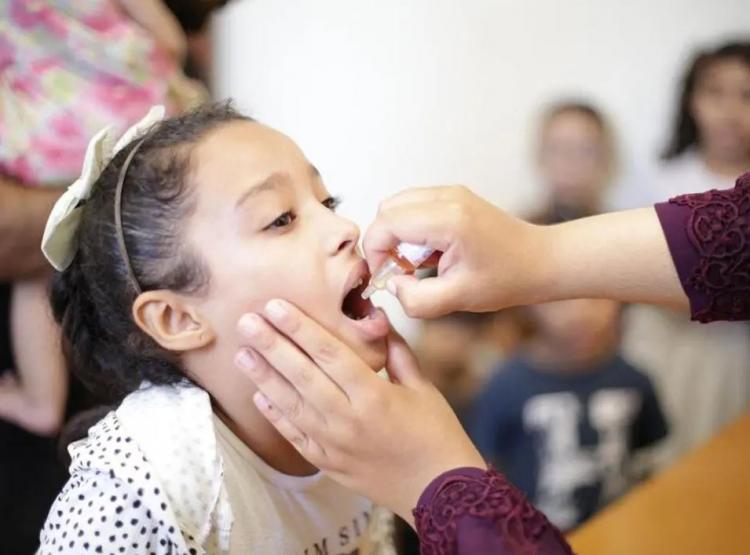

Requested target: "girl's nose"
[{"left": 327, "top": 215, "right": 360, "bottom": 257}]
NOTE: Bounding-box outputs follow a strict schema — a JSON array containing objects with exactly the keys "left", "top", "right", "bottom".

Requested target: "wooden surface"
[{"left": 568, "top": 411, "right": 750, "bottom": 555}]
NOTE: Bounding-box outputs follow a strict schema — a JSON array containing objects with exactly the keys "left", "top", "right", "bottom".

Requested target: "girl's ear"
[{"left": 132, "top": 291, "right": 214, "bottom": 352}]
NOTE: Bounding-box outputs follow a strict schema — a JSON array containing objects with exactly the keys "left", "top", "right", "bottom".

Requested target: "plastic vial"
[{"left": 361, "top": 243, "right": 435, "bottom": 299}]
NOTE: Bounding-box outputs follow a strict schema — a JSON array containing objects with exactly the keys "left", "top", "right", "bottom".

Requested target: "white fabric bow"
[{"left": 41, "top": 105, "right": 166, "bottom": 271}]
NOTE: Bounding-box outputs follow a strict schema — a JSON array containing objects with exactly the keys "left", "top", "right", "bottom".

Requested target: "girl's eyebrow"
[
  {"left": 235, "top": 165, "right": 321, "bottom": 209},
  {"left": 235, "top": 172, "right": 291, "bottom": 208}
]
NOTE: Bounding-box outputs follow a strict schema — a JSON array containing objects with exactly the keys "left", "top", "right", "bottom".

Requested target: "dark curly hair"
[
  {"left": 663, "top": 40, "right": 750, "bottom": 159},
  {"left": 52, "top": 102, "right": 251, "bottom": 448}
]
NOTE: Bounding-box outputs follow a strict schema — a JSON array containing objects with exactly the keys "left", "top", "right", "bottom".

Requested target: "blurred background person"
[
  {"left": 618, "top": 41, "right": 750, "bottom": 203},
  {"left": 414, "top": 309, "right": 527, "bottom": 427},
  {"left": 0, "top": 1, "right": 207, "bottom": 552},
  {"left": 414, "top": 312, "right": 492, "bottom": 427},
  {"left": 0, "top": 0, "right": 205, "bottom": 186},
  {"left": 534, "top": 101, "right": 616, "bottom": 220},
  {"left": 396, "top": 99, "right": 619, "bottom": 550},
  {"left": 0, "top": 0, "right": 203, "bottom": 433},
  {"left": 617, "top": 40, "right": 750, "bottom": 469},
  {"left": 468, "top": 294, "right": 668, "bottom": 532},
  {"left": 464, "top": 101, "right": 669, "bottom": 532},
  {"left": 163, "top": 0, "right": 233, "bottom": 87},
  {"left": 396, "top": 305, "right": 528, "bottom": 553}
]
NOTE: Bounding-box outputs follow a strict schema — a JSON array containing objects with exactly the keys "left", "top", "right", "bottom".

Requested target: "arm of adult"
[
  {"left": 0, "top": 278, "right": 68, "bottom": 435},
  {"left": 362, "top": 185, "right": 688, "bottom": 318},
  {"left": 117, "top": 0, "right": 188, "bottom": 63},
  {"left": 234, "top": 300, "right": 573, "bottom": 555},
  {"left": 0, "top": 176, "right": 61, "bottom": 280}
]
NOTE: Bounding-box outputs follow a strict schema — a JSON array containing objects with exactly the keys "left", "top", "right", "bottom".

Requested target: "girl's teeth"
[{"left": 354, "top": 278, "right": 363, "bottom": 288}]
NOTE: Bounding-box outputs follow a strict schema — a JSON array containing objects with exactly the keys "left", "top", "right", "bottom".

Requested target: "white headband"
[{"left": 41, "top": 105, "right": 166, "bottom": 272}]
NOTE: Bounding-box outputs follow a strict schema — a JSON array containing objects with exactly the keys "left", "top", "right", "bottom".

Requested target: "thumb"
[
  {"left": 388, "top": 274, "right": 459, "bottom": 318},
  {"left": 385, "top": 330, "right": 423, "bottom": 387}
]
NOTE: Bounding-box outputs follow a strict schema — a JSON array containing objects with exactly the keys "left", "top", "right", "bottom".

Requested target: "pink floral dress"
[{"left": 0, "top": 0, "right": 205, "bottom": 186}]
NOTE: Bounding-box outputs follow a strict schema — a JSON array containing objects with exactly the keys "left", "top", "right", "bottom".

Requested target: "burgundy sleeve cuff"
[
  {"left": 416, "top": 466, "right": 488, "bottom": 508},
  {"left": 414, "top": 467, "right": 573, "bottom": 555},
  {"left": 654, "top": 171, "right": 750, "bottom": 323},
  {"left": 654, "top": 200, "right": 707, "bottom": 317}
]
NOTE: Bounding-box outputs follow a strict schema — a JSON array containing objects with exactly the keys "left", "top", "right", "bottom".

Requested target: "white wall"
[{"left": 213, "top": 0, "right": 749, "bottom": 335}]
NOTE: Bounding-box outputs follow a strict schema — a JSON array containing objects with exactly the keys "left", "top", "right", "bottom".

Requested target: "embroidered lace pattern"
[
  {"left": 413, "top": 468, "right": 572, "bottom": 555},
  {"left": 670, "top": 176, "right": 750, "bottom": 322}
]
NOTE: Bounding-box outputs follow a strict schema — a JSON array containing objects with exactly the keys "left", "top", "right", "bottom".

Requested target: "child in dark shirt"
[{"left": 469, "top": 298, "right": 668, "bottom": 531}]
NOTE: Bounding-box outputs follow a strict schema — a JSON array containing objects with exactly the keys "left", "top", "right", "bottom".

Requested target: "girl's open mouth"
[
  {"left": 340, "top": 263, "right": 390, "bottom": 340},
  {"left": 342, "top": 277, "right": 372, "bottom": 321}
]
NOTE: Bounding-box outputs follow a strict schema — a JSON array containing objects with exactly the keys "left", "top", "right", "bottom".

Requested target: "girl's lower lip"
[{"left": 349, "top": 308, "right": 389, "bottom": 341}]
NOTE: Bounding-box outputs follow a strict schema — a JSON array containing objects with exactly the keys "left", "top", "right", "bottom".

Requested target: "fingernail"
[
  {"left": 239, "top": 313, "right": 261, "bottom": 336},
  {"left": 235, "top": 349, "right": 257, "bottom": 371},
  {"left": 386, "top": 279, "right": 397, "bottom": 295},
  {"left": 265, "top": 299, "right": 287, "bottom": 322}
]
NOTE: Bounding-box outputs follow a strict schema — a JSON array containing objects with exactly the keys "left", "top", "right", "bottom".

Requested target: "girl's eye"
[
  {"left": 322, "top": 196, "right": 342, "bottom": 211},
  {"left": 264, "top": 211, "right": 296, "bottom": 230}
]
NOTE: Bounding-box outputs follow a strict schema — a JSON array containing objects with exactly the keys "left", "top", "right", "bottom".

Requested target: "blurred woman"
[
  {"left": 0, "top": 1, "right": 205, "bottom": 551},
  {"left": 659, "top": 41, "right": 750, "bottom": 195},
  {"left": 620, "top": 40, "right": 750, "bottom": 467}
]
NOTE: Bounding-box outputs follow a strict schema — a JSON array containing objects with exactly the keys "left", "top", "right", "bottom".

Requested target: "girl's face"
[
  {"left": 691, "top": 57, "right": 750, "bottom": 161},
  {"left": 538, "top": 111, "right": 609, "bottom": 210},
  {"left": 184, "top": 121, "right": 388, "bottom": 373}
]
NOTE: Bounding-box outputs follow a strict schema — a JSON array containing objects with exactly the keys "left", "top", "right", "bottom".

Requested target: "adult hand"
[
  {"left": 234, "top": 299, "right": 485, "bottom": 524},
  {"left": 363, "top": 186, "right": 684, "bottom": 317},
  {"left": 119, "top": 0, "right": 188, "bottom": 63},
  {"left": 363, "top": 185, "right": 548, "bottom": 318}
]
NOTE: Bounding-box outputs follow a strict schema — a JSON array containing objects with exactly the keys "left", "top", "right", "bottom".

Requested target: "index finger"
[
  {"left": 261, "top": 299, "right": 382, "bottom": 402},
  {"left": 363, "top": 201, "right": 455, "bottom": 273},
  {"left": 377, "top": 185, "right": 465, "bottom": 213},
  {"left": 237, "top": 314, "right": 346, "bottom": 415}
]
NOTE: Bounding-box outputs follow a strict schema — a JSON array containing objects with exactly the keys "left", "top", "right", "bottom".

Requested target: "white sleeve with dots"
[
  {"left": 38, "top": 469, "right": 185, "bottom": 555},
  {"left": 37, "top": 409, "right": 204, "bottom": 555}
]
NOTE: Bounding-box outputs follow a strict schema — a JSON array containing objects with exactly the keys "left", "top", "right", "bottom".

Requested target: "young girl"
[
  {"left": 618, "top": 41, "right": 750, "bottom": 468},
  {"left": 657, "top": 41, "right": 750, "bottom": 197},
  {"left": 37, "top": 102, "right": 394, "bottom": 554},
  {"left": 0, "top": 0, "right": 206, "bottom": 435}
]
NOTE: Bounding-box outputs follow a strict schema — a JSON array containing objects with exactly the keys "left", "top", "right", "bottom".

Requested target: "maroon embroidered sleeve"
[
  {"left": 654, "top": 171, "right": 750, "bottom": 323},
  {"left": 413, "top": 467, "right": 574, "bottom": 555}
]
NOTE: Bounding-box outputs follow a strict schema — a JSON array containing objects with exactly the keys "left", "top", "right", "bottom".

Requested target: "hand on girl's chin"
[{"left": 319, "top": 309, "right": 390, "bottom": 371}]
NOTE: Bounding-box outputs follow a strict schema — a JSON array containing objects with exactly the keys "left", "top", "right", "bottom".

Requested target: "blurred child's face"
[
  {"left": 691, "top": 58, "right": 750, "bottom": 162},
  {"left": 538, "top": 111, "right": 609, "bottom": 209},
  {"left": 185, "top": 121, "right": 388, "bottom": 373},
  {"left": 416, "top": 320, "right": 476, "bottom": 395},
  {"left": 529, "top": 299, "right": 620, "bottom": 363}
]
